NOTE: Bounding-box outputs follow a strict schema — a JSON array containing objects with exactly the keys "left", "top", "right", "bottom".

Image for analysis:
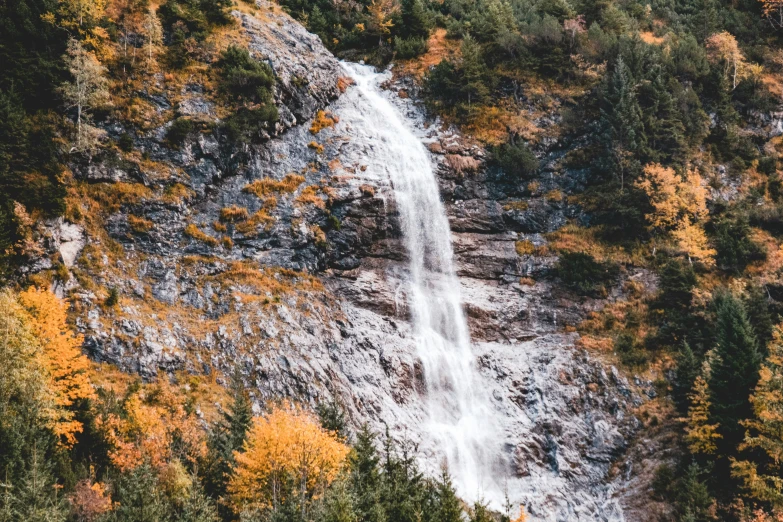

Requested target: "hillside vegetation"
[{"left": 6, "top": 0, "right": 783, "bottom": 514}]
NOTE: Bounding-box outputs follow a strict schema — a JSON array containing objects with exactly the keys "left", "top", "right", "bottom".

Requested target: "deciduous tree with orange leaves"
[
  {"left": 96, "top": 378, "right": 207, "bottom": 471},
  {"left": 18, "top": 287, "right": 94, "bottom": 446},
  {"left": 228, "top": 402, "right": 350, "bottom": 516},
  {"left": 636, "top": 163, "right": 715, "bottom": 265}
]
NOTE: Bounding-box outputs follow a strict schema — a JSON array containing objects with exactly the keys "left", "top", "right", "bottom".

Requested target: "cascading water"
[{"left": 340, "top": 62, "right": 503, "bottom": 503}]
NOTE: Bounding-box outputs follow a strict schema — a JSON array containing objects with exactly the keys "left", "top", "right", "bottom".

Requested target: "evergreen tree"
[
  {"left": 4, "top": 446, "right": 68, "bottom": 522},
  {"left": 744, "top": 284, "right": 773, "bottom": 354},
  {"left": 349, "top": 425, "right": 385, "bottom": 522},
  {"left": 674, "top": 464, "right": 715, "bottom": 522},
  {"left": 107, "top": 463, "right": 171, "bottom": 522},
  {"left": 316, "top": 398, "right": 347, "bottom": 439},
  {"left": 674, "top": 343, "right": 701, "bottom": 416},
  {"left": 380, "top": 433, "right": 424, "bottom": 522},
  {"left": 709, "top": 291, "right": 762, "bottom": 455},
  {"left": 400, "top": 0, "right": 430, "bottom": 39},
  {"left": 459, "top": 35, "right": 489, "bottom": 109},
  {"left": 175, "top": 477, "right": 219, "bottom": 522},
  {"left": 432, "top": 467, "right": 461, "bottom": 522},
  {"left": 203, "top": 370, "right": 253, "bottom": 504},
  {"left": 732, "top": 326, "right": 783, "bottom": 509},
  {"left": 319, "top": 477, "right": 357, "bottom": 522},
  {"left": 599, "top": 56, "right": 646, "bottom": 191},
  {"left": 470, "top": 501, "right": 494, "bottom": 522}
]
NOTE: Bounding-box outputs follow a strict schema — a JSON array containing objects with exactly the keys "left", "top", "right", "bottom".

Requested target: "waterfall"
[{"left": 341, "top": 63, "right": 502, "bottom": 503}]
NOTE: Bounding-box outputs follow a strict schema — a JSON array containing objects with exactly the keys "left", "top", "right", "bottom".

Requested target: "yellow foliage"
[
  {"left": 515, "top": 240, "right": 536, "bottom": 256},
  {"left": 228, "top": 403, "right": 349, "bottom": 513},
  {"left": 308, "top": 141, "right": 325, "bottom": 154},
  {"left": 684, "top": 358, "right": 721, "bottom": 455},
  {"left": 637, "top": 164, "right": 714, "bottom": 265},
  {"left": 19, "top": 287, "right": 94, "bottom": 446},
  {"left": 96, "top": 379, "right": 206, "bottom": 471},
  {"left": 296, "top": 185, "right": 326, "bottom": 208}
]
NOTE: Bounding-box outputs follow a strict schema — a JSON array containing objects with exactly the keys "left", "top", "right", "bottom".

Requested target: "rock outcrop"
[{"left": 23, "top": 9, "right": 664, "bottom": 520}]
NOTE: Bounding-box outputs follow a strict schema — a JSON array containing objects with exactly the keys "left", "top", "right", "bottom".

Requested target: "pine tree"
[
  {"left": 319, "top": 477, "right": 357, "bottom": 522},
  {"left": 674, "top": 464, "right": 714, "bottom": 522},
  {"left": 203, "top": 370, "right": 253, "bottom": 503},
  {"left": 470, "top": 501, "right": 494, "bottom": 522},
  {"left": 7, "top": 446, "right": 68, "bottom": 522},
  {"left": 709, "top": 291, "right": 762, "bottom": 455},
  {"left": 380, "top": 433, "right": 424, "bottom": 522},
  {"left": 175, "top": 477, "right": 219, "bottom": 522},
  {"left": 432, "top": 466, "right": 461, "bottom": 522},
  {"left": 400, "top": 0, "right": 430, "bottom": 39},
  {"left": 109, "top": 463, "right": 171, "bottom": 522},
  {"left": 599, "top": 56, "right": 646, "bottom": 191},
  {"left": 674, "top": 343, "right": 701, "bottom": 415},
  {"left": 349, "top": 425, "right": 385, "bottom": 522},
  {"left": 460, "top": 35, "right": 489, "bottom": 109},
  {"left": 745, "top": 285, "right": 773, "bottom": 354}
]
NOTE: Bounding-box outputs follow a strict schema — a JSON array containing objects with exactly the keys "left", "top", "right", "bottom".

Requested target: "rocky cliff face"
[{"left": 28, "top": 7, "right": 666, "bottom": 520}]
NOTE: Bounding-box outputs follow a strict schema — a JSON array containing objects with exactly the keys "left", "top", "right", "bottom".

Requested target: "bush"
[
  {"left": 105, "top": 287, "right": 119, "bottom": 307},
  {"left": 216, "top": 46, "right": 276, "bottom": 104},
  {"left": 712, "top": 212, "right": 766, "bottom": 272},
  {"left": 615, "top": 331, "right": 647, "bottom": 367},
  {"left": 491, "top": 140, "right": 538, "bottom": 179},
  {"left": 555, "top": 252, "right": 618, "bottom": 296},
  {"left": 165, "top": 118, "right": 194, "bottom": 148},
  {"left": 117, "top": 133, "right": 134, "bottom": 152},
  {"left": 395, "top": 37, "right": 428, "bottom": 59}
]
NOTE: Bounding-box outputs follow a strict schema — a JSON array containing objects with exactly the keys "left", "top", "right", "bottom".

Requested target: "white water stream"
[{"left": 340, "top": 63, "right": 503, "bottom": 503}]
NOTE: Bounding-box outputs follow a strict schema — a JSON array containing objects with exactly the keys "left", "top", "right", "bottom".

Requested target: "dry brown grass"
[
  {"left": 308, "top": 141, "right": 325, "bottom": 154},
  {"left": 243, "top": 174, "right": 305, "bottom": 198},
  {"left": 295, "top": 185, "right": 326, "bottom": 208},
  {"left": 515, "top": 240, "right": 536, "bottom": 256},
  {"left": 309, "top": 110, "right": 339, "bottom": 134},
  {"left": 445, "top": 154, "right": 481, "bottom": 174},
  {"left": 184, "top": 223, "right": 219, "bottom": 246},
  {"left": 219, "top": 205, "right": 250, "bottom": 223},
  {"left": 395, "top": 28, "right": 460, "bottom": 79},
  {"left": 128, "top": 215, "right": 154, "bottom": 233},
  {"left": 163, "top": 183, "right": 195, "bottom": 205},
  {"left": 639, "top": 31, "right": 665, "bottom": 45}
]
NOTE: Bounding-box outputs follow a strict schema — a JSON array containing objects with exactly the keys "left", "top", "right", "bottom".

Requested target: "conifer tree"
[
  {"left": 5, "top": 446, "right": 68, "bottom": 522},
  {"left": 674, "top": 343, "right": 701, "bottom": 415},
  {"left": 203, "top": 371, "right": 253, "bottom": 503},
  {"left": 400, "top": 0, "right": 430, "bottom": 39},
  {"left": 600, "top": 56, "right": 645, "bottom": 191},
  {"left": 745, "top": 285, "right": 773, "bottom": 354},
  {"left": 349, "top": 425, "right": 385, "bottom": 522},
  {"left": 432, "top": 466, "right": 461, "bottom": 522},
  {"left": 732, "top": 326, "right": 783, "bottom": 508},
  {"left": 709, "top": 291, "right": 762, "bottom": 454},
  {"left": 460, "top": 35, "right": 489, "bottom": 109}
]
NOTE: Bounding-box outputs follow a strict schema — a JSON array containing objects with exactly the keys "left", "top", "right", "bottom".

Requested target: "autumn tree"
[
  {"left": 732, "top": 326, "right": 783, "bottom": 507},
  {"left": 760, "top": 0, "right": 783, "bottom": 29},
  {"left": 228, "top": 403, "right": 350, "bottom": 516},
  {"left": 705, "top": 32, "right": 748, "bottom": 90},
  {"left": 19, "top": 287, "right": 93, "bottom": 446},
  {"left": 142, "top": 8, "right": 163, "bottom": 70},
  {"left": 636, "top": 163, "right": 714, "bottom": 265},
  {"left": 96, "top": 379, "right": 206, "bottom": 472},
  {"left": 59, "top": 38, "right": 110, "bottom": 151},
  {"left": 684, "top": 356, "right": 721, "bottom": 455},
  {"left": 367, "top": 0, "right": 399, "bottom": 46}
]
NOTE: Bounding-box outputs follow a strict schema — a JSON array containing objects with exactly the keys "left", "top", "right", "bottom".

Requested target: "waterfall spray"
[{"left": 340, "top": 62, "right": 502, "bottom": 504}]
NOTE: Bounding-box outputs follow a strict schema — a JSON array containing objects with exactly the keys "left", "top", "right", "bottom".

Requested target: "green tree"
[
  {"left": 203, "top": 371, "right": 253, "bottom": 505},
  {"left": 107, "top": 463, "right": 171, "bottom": 522},
  {"left": 599, "top": 56, "right": 645, "bottom": 191},
  {"left": 432, "top": 467, "right": 461, "bottom": 522},
  {"left": 709, "top": 291, "right": 762, "bottom": 455},
  {"left": 349, "top": 425, "right": 385, "bottom": 522},
  {"left": 2, "top": 446, "right": 68, "bottom": 522},
  {"left": 744, "top": 285, "right": 773, "bottom": 354},
  {"left": 459, "top": 35, "right": 489, "bottom": 109}
]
